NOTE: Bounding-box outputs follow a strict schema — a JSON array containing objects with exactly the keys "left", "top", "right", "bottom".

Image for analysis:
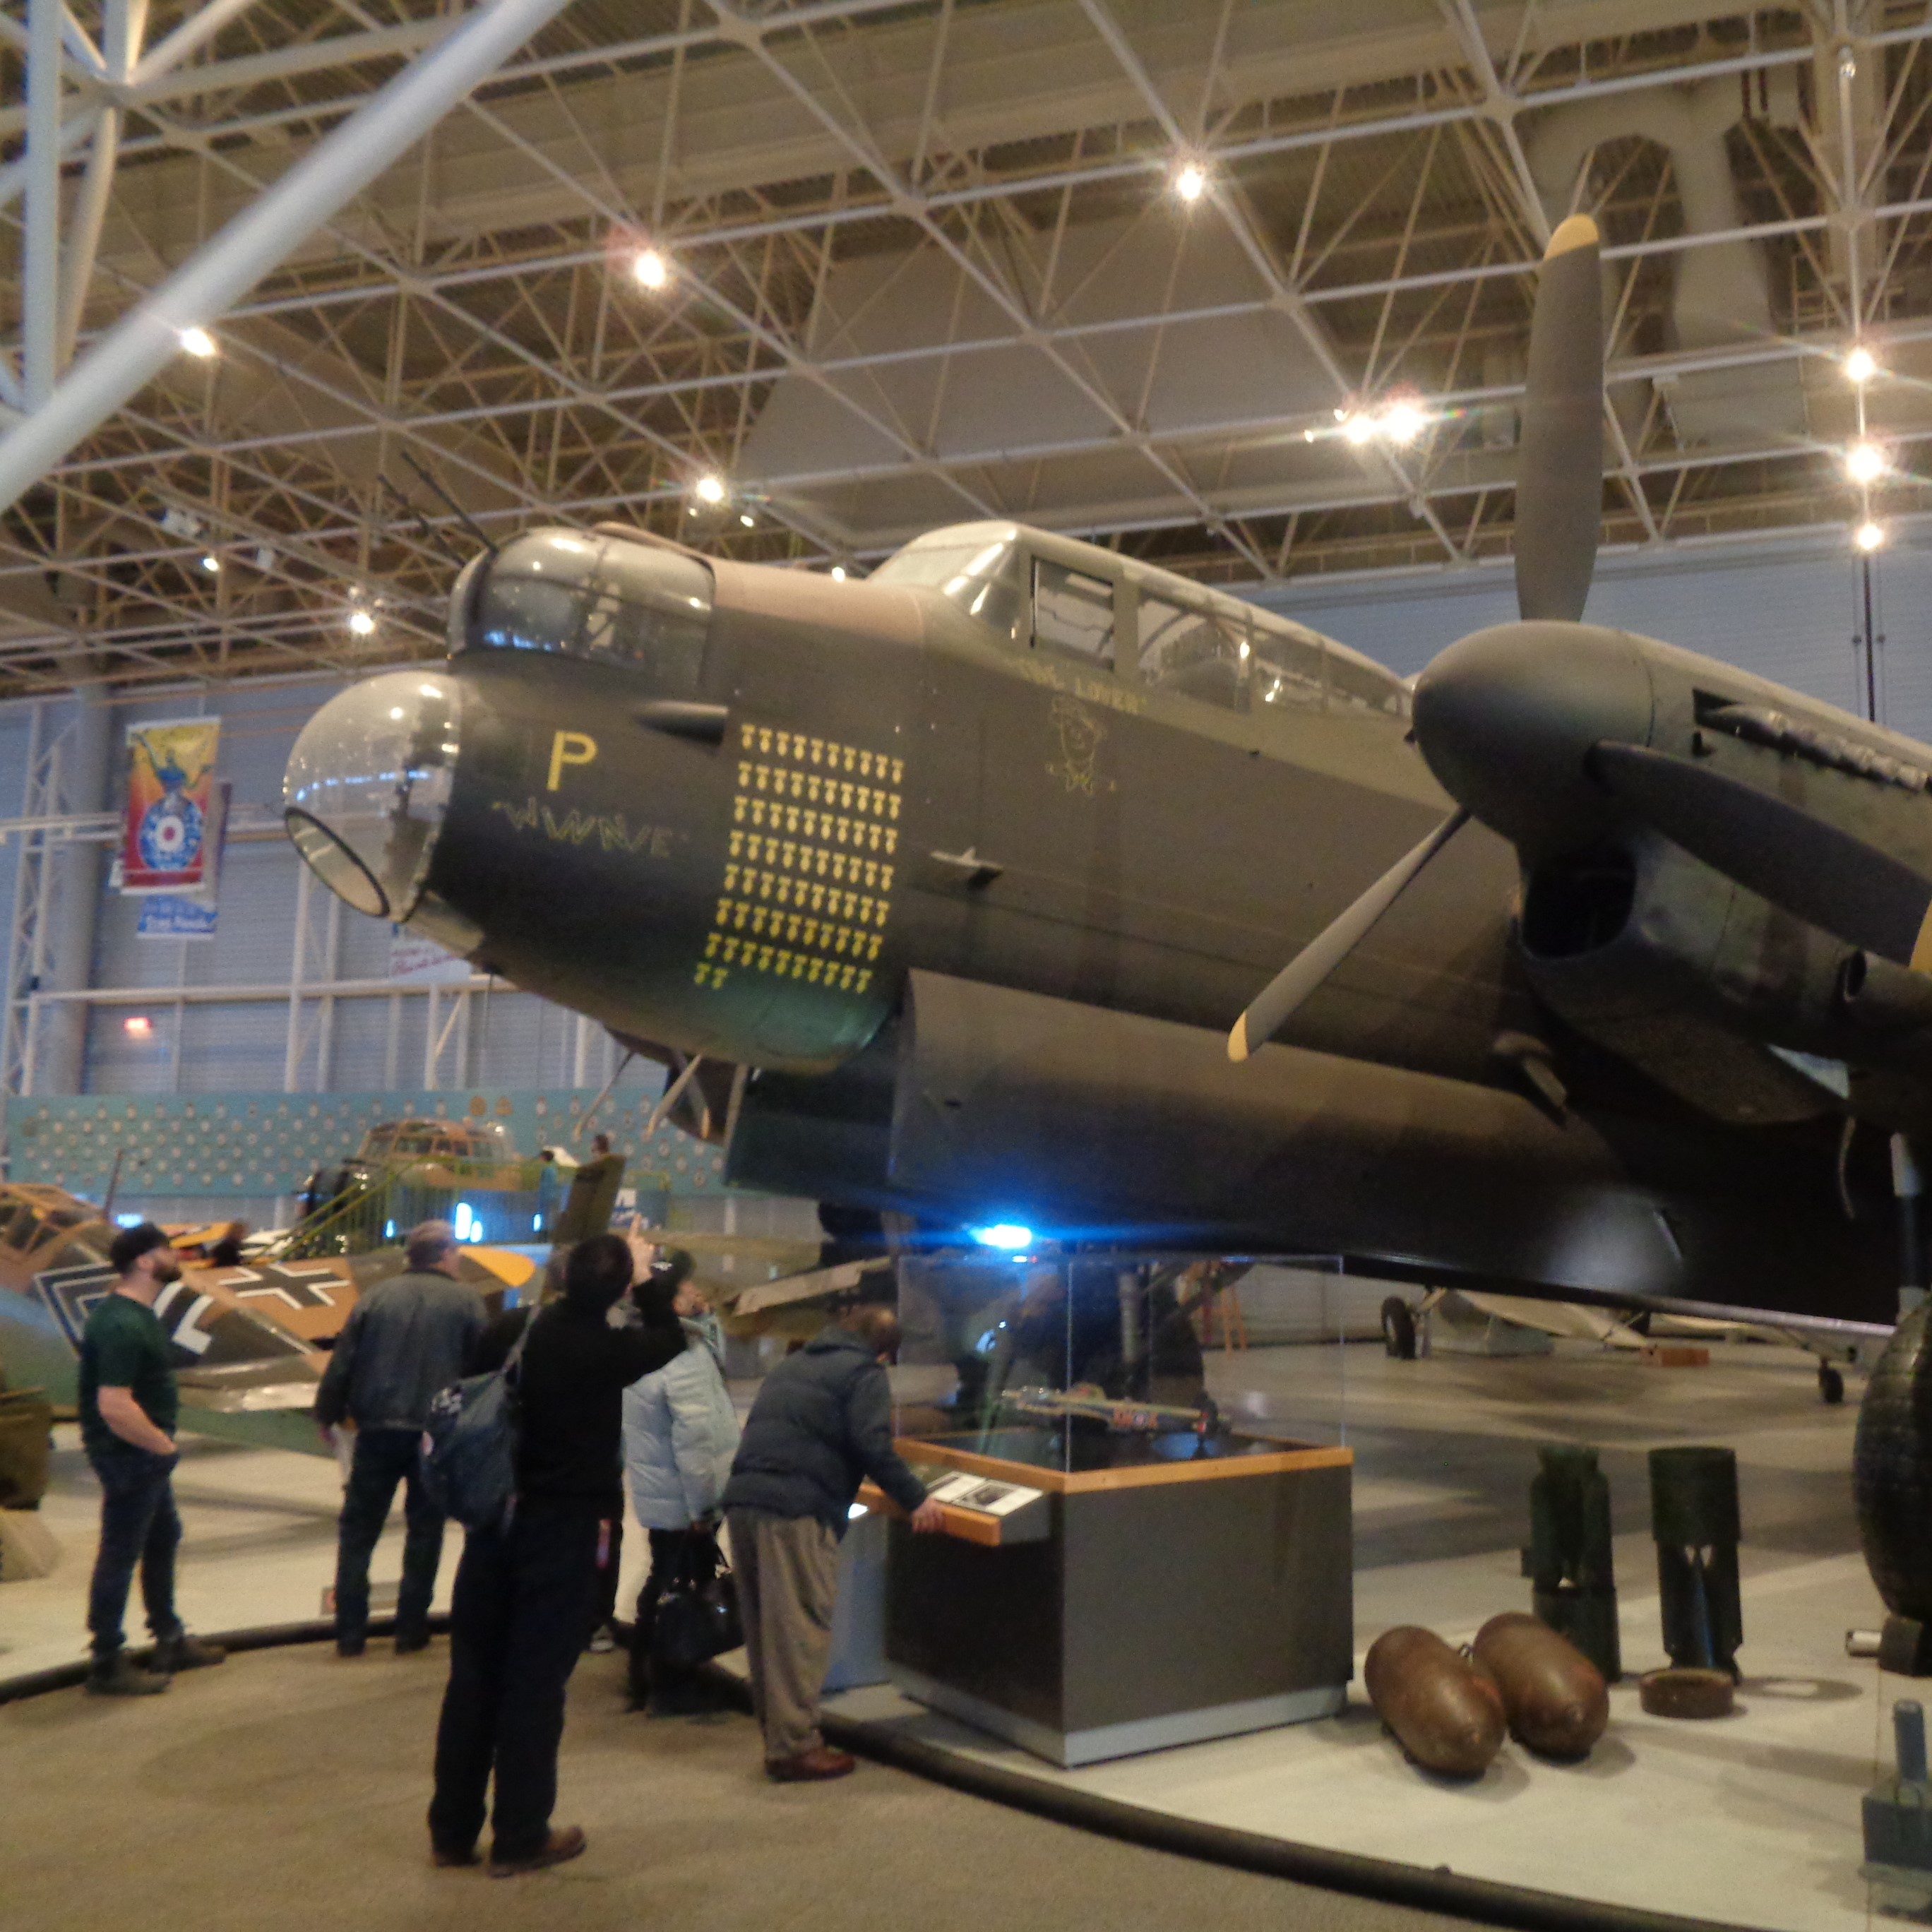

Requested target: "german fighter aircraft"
[
  {"left": 283, "top": 213, "right": 1926, "bottom": 1350},
  {"left": 0, "top": 1181, "right": 530, "bottom": 1454}
]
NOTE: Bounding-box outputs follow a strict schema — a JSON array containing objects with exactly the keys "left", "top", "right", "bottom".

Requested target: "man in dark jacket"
[
  {"left": 724, "top": 1305, "right": 944, "bottom": 1780},
  {"left": 316, "top": 1220, "right": 485, "bottom": 1657},
  {"left": 427, "top": 1233, "right": 681, "bottom": 1878}
]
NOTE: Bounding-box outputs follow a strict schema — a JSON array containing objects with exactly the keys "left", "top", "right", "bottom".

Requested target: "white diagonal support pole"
[
  {"left": 0, "top": 0, "right": 577, "bottom": 514},
  {"left": 23, "top": 0, "right": 64, "bottom": 407}
]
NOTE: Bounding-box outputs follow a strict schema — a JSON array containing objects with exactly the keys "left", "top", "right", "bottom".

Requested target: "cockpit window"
[
  {"left": 1328, "top": 650, "right": 1409, "bottom": 717},
  {"left": 461, "top": 528, "right": 712, "bottom": 691},
  {"left": 873, "top": 535, "right": 1024, "bottom": 641},
  {"left": 1139, "top": 593, "right": 1248, "bottom": 712},
  {"left": 1032, "top": 561, "right": 1114, "bottom": 670}
]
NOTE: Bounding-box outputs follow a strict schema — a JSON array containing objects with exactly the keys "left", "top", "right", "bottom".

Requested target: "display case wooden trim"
[
  {"left": 855, "top": 1481, "right": 1006, "bottom": 1546},
  {"left": 895, "top": 1437, "right": 1353, "bottom": 1495}
]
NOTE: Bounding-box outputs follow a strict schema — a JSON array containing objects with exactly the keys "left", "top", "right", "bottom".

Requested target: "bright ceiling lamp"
[
  {"left": 694, "top": 473, "right": 726, "bottom": 504},
  {"left": 830, "top": 565, "right": 847, "bottom": 580},
  {"left": 1340, "top": 413, "right": 1376, "bottom": 446},
  {"left": 347, "top": 607, "right": 376, "bottom": 636},
  {"left": 1855, "top": 519, "right": 1888, "bottom": 553},
  {"left": 1172, "top": 158, "right": 1208, "bottom": 204},
  {"left": 177, "top": 326, "right": 216, "bottom": 358},
  {"left": 1380, "top": 399, "right": 1426, "bottom": 446},
  {"left": 633, "top": 247, "right": 669, "bottom": 291},
  {"left": 1844, "top": 345, "right": 1878, "bottom": 384},
  {"left": 1846, "top": 441, "right": 1887, "bottom": 484}
]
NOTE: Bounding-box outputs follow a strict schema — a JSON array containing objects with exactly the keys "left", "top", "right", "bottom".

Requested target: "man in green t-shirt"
[{"left": 79, "top": 1223, "right": 227, "bottom": 1695}]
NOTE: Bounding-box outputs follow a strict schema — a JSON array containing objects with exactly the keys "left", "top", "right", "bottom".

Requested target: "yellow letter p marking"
[{"left": 547, "top": 729, "right": 598, "bottom": 792}]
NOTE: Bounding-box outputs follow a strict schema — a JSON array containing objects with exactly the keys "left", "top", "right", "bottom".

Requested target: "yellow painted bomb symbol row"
[
  {"left": 730, "top": 794, "right": 898, "bottom": 851},
  {"left": 739, "top": 722, "right": 904, "bottom": 787},
  {"left": 736, "top": 761, "right": 901, "bottom": 818},
  {"left": 709, "top": 899, "right": 886, "bottom": 957},
  {"left": 728, "top": 830, "right": 891, "bottom": 892},
  {"left": 693, "top": 946, "right": 873, "bottom": 995},
  {"left": 720, "top": 868, "right": 890, "bottom": 925}
]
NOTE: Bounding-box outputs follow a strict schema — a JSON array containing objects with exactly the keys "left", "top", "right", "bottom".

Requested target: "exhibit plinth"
[{"left": 877, "top": 1429, "right": 1353, "bottom": 1767}]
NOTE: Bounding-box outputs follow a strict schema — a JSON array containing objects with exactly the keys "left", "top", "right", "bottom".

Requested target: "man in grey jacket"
[
  {"left": 723, "top": 1304, "right": 944, "bottom": 1779},
  {"left": 316, "top": 1220, "right": 484, "bottom": 1657}
]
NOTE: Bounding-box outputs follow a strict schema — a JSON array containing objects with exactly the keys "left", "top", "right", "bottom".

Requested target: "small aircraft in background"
[{"left": 0, "top": 1181, "right": 534, "bottom": 1455}]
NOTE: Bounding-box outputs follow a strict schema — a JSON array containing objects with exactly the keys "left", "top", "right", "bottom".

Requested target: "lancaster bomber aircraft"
[{"left": 284, "top": 213, "right": 1932, "bottom": 1364}]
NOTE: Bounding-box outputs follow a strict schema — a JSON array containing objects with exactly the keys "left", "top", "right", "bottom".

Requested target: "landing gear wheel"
[
  {"left": 1381, "top": 1296, "right": 1417, "bottom": 1361},
  {"left": 1819, "top": 1361, "right": 1846, "bottom": 1406}
]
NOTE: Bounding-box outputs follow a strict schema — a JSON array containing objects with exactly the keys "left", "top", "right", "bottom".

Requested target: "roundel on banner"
[{"left": 138, "top": 796, "right": 204, "bottom": 873}]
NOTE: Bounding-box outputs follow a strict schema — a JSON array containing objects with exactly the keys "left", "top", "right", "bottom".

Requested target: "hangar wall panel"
[{"left": 1, "top": 676, "right": 657, "bottom": 1103}]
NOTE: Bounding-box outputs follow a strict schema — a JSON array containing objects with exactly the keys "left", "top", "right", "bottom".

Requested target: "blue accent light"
[
  {"left": 453, "top": 1201, "right": 475, "bottom": 1242},
  {"left": 970, "top": 1222, "right": 1033, "bottom": 1251},
  {"left": 115, "top": 1212, "right": 143, "bottom": 1227}
]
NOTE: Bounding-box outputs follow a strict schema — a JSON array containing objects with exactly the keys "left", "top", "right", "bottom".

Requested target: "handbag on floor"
[{"left": 651, "top": 1527, "right": 742, "bottom": 1671}]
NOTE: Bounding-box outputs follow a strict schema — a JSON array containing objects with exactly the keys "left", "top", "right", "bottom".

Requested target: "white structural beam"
[{"left": 0, "top": 0, "right": 578, "bottom": 516}]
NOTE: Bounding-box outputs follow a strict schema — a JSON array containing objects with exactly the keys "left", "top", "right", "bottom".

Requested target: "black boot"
[
  {"left": 153, "top": 1630, "right": 227, "bottom": 1674},
  {"left": 87, "top": 1652, "right": 170, "bottom": 1697}
]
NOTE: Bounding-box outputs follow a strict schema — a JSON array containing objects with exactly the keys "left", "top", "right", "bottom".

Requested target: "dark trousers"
[
  {"left": 625, "top": 1525, "right": 708, "bottom": 1708},
  {"left": 86, "top": 1448, "right": 183, "bottom": 1661},
  {"left": 333, "top": 1426, "right": 446, "bottom": 1648},
  {"left": 427, "top": 1502, "right": 600, "bottom": 1860},
  {"left": 590, "top": 1513, "right": 624, "bottom": 1640}
]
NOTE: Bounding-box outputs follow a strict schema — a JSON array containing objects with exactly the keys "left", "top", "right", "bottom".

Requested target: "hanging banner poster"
[
  {"left": 137, "top": 783, "right": 231, "bottom": 938},
  {"left": 121, "top": 719, "right": 220, "bottom": 894}
]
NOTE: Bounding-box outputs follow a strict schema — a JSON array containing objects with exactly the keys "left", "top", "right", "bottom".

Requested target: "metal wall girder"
[{"left": 0, "top": 0, "right": 580, "bottom": 518}]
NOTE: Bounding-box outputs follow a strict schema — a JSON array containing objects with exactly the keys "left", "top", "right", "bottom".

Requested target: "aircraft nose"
[
  {"left": 282, "top": 670, "right": 463, "bottom": 920},
  {"left": 1410, "top": 620, "right": 1653, "bottom": 854}
]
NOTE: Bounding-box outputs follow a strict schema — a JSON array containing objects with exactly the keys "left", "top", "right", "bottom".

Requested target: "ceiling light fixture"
[
  {"left": 1856, "top": 519, "right": 1888, "bottom": 553},
  {"left": 1381, "top": 400, "right": 1426, "bottom": 446},
  {"left": 830, "top": 565, "right": 847, "bottom": 580},
  {"left": 739, "top": 511, "right": 755, "bottom": 527},
  {"left": 177, "top": 326, "right": 216, "bottom": 359},
  {"left": 695, "top": 473, "right": 726, "bottom": 504},
  {"left": 1173, "top": 159, "right": 1208, "bottom": 204},
  {"left": 123, "top": 1015, "right": 153, "bottom": 1038},
  {"left": 1341, "top": 413, "right": 1375, "bottom": 447},
  {"left": 1844, "top": 345, "right": 1878, "bottom": 384},
  {"left": 200, "top": 554, "right": 220, "bottom": 573},
  {"left": 633, "top": 247, "right": 669, "bottom": 290},
  {"left": 348, "top": 608, "right": 376, "bottom": 637},
  {"left": 1847, "top": 441, "right": 1887, "bottom": 484}
]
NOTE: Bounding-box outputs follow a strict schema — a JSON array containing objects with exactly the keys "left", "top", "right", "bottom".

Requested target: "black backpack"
[{"left": 421, "top": 1312, "right": 533, "bottom": 1531}]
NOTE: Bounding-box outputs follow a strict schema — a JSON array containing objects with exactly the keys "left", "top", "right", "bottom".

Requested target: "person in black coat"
[{"left": 426, "top": 1233, "right": 681, "bottom": 1878}]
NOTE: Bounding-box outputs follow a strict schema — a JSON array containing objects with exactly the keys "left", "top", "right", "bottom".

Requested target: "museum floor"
[{"left": 0, "top": 1337, "right": 1894, "bottom": 1932}]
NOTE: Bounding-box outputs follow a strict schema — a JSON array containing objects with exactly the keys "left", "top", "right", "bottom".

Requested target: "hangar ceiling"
[{"left": 2, "top": 0, "right": 1931, "bottom": 695}]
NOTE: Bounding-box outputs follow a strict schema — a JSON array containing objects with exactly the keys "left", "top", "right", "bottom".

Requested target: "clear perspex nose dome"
[{"left": 282, "top": 671, "right": 461, "bottom": 921}]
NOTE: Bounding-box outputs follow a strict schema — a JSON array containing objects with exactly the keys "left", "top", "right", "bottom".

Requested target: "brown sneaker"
[
  {"left": 487, "top": 1825, "right": 586, "bottom": 1878},
  {"left": 766, "top": 1746, "right": 856, "bottom": 1782}
]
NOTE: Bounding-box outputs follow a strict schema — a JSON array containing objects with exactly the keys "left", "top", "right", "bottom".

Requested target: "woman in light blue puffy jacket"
[{"left": 621, "top": 1252, "right": 741, "bottom": 1710}]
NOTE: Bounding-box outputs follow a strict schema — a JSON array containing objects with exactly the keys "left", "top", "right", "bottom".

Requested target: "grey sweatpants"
[{"left": 727, "top": 1508, "right": 840, "bottom": 1763}]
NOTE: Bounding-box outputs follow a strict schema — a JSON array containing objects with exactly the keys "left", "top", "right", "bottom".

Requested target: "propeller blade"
[
  {"left": 1230, "top": 809, "right": 1470, "bottom": 1062},
  {"left": 1516, "top": 214, "right": 1604, "bottom": 625},
  {"left": 1592, "top": 741, "right": 1932, "bottom": 967}
]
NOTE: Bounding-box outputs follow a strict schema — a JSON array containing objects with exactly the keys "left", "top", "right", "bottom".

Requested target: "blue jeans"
[
  {"left": 333, "top": 1426, "right": 446, "bottom": 1648},
  {"left": 86, "top": 1448, "right": 183, "bottom": 1662}
]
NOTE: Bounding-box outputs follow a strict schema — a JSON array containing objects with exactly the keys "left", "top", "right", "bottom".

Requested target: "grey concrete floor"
[{"left": 0, "top": 1641, "right": 1472, "bottom": 1932}]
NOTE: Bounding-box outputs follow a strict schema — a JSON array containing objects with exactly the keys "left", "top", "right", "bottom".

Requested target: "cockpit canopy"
[
  {"left": 875, "top": 522, "right": 1406, "bottom": 720},
  {"left": 451, "top": 525, "right": 714, "bottom": 693}
]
